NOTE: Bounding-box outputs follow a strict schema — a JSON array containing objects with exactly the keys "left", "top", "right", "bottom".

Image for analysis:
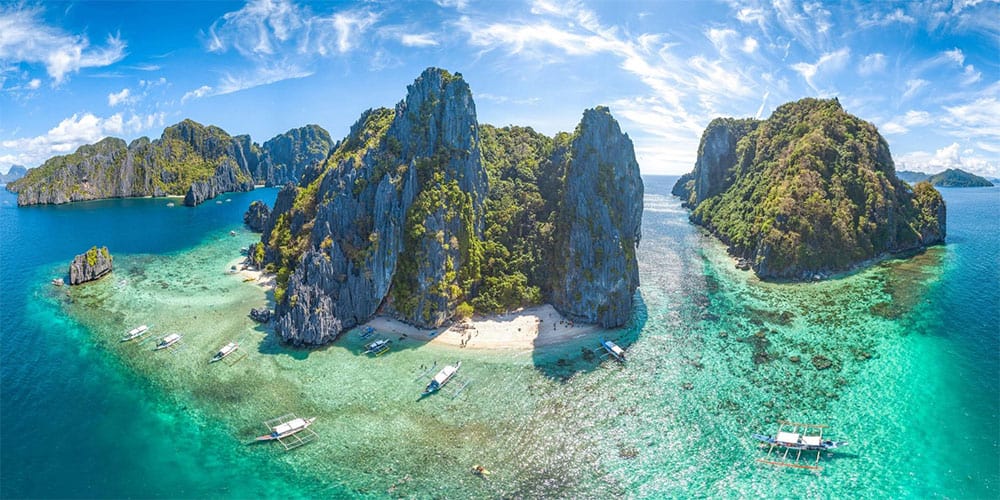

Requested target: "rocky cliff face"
[
  {"left": 257, "top": 68, "right": 643, "bottom": 346},
  {"left": 678, "top": 98, "right": 946, "bottom": 280},
  {"left": 69, "top": 246, "right": 113, "bottom": 285},
  {"left": 243, "top": 200, "right": 271, "bottom": 232},
  {"left": 550, "top": 107, "right": 643, "bottom": 327},
  {"left": 8, "top": 122, "right": 331, "bottom": 206},
  {"left": 259, "top": 125, "right": 333, "bottom": 186}
]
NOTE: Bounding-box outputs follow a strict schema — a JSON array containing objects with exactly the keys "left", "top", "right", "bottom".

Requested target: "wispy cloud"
[
  {"left": 858, "top": 53, "right": 886, "bottom": 76},
  {"left": 901, "top": 78, "right": 929, "bottom": 100},
  {"left": 880, "top": 110, "right": 933, "bottom": 135},
  {"left": 476, "top": 92, "right": 540, "bottom": 105},
  {"left": 0, "top": 5, "right": 126, "bottom": 84},
  {"left": 187, "top": 0, "right": 380, "bottom": 101},
  {"left": 791, "top": 48, "right": 850, "bottom": 94}
]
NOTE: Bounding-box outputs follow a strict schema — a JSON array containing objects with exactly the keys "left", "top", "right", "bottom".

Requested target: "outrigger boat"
[
  {"left": 600, "top": 338, "right": 626, "bottom": 362},
  {"left": 755, "top": 421, "right": 847, "bottom": 470},
  {"left": 255, "top": 416, "right": 317, "bottom": 442},
  {"left": 364, "top": 338, "right": 391, "bottom": 356},
  {"left": 121, "top": 324, "right": 150, "bottom": 342},
  {"left": 210, "top": 342, "right": 239, "bottom": 363},
  {"left": 155, "top": 333, "right": 182, "bottom": 350},
  {"left": 422, "top": 361, "right": 461, "bottom": 396}
]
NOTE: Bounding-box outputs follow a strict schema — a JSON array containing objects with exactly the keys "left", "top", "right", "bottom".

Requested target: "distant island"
[
  {"left": 248, "top": 67, "right": 644, "bottom": 346},
  {"left": 6, "top": 123, "right": 332, "bottom": 206},
  {"left": 897, "top": 168, "right": 994, "bottom": 187},
  {"left": 673, "top": 98, "right": 946, "bottom": 280},
  {"left": 0, "top": 165, "right": 26, "bottom": 185}
]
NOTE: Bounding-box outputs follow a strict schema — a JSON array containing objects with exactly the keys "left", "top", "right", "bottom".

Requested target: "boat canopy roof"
[
  {"left": 801, "top": 435, "right": 822, "bottom": 446},
  {"left": 776, "top": 431, "right": 799, "bottom": 444},
  {"left": 163, "top": 333, "right": 181, "bottom": 342},
  {"left": 273, "top": 418, "right": 307, "bottom": 435},
  {"left": 433, "top": 365, "right": 458, "bottom": 384}
]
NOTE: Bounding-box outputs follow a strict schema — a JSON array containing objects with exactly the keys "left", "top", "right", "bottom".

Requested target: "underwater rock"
[
  {"left": 811, "top": 355, "right": 833, "bottom": 370},
  {"left": 249, "top": 307, "right": 272, "bottom": 323}
]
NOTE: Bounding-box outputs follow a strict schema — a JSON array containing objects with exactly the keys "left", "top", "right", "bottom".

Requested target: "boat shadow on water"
[{"left": 529, "top": 292, "right": 648, "bottom": 381}]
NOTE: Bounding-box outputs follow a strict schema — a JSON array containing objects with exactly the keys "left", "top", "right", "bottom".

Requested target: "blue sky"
[{"left": 1, "top": 0, "right": 998, "bottom": 176}]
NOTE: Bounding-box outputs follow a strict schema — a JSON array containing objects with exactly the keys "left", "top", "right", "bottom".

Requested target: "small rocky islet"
[
  {"left": 69, "top": 246, "right": 114, "bottom": 285},
  {"left": 673, "top": 97, "right": 946, "bottom": 280}
]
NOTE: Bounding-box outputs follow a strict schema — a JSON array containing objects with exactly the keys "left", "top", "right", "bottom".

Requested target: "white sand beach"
[{"left": 227, "top": 257, "right": 600, "bottom": 350}]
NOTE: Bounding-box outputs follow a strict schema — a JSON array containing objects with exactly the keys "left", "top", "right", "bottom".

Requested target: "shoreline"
[{"left": 225, "top": 257, "right": 603, "bottom": 351}]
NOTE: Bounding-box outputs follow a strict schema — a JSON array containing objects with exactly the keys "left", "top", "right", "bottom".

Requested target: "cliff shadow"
[{"left": 529, "top": 292, "right": 648, "bottom": 381}]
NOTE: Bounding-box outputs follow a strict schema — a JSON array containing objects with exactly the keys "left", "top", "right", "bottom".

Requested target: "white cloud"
[
  {"left": 901, "top": 79, "right": 929, "bottom": 100},
  {"left": 897, "top": 142, "right": 999, "bottom": 177},
  {"left": 858, "top": 53, "right": 886, "bottom": 76},
  {"left": 434, "top": 0, "right": 469, "bottom": 9},
  {"left": 0, "top": 112, "right": 165, "bottom": 168},
  {"left": 399, "top": 33, "right": 439, "bottom": 47},
  {"left": 0, "top": 5, "right": 126, "bottom": 84},
  {"left": 942, "top": 48, "right": 965, "bottom": 65},
  {"left": 880, "top": 110, "right": 933, "bottom": 135},
  {"left": 741, "top": 36, "right": 758, "bottom": 54},
  {"left": 791, "top": 47, "right": 850, "bottom": 94},
  {"left": 962, "top": 64, "right": 981, "bottom": 85},
  {"left": 27, "top": 78, "right": 40, "bottom": 89},
  {"left": 476, "top": 93, "right": 540, "bottom": 105},
  {"left": 859, "top": 7, "right": 916, "bottom": 28},
  {"left": 181, "top": 85, "right": 212, "bottom": 104},
  {"left": 772, "top": 0, "right": 832, "bottom": 51},
  {"left": 107, "top": 87, "right": 131, "bottom": 107},
  {"left": 736, "top": 7, "right": 766, "bottom": 24},
  {"left": 943, "top": 96, "right": 1000, "bottom": 139}
]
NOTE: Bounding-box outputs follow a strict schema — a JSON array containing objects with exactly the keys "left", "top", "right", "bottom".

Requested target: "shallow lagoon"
[{"left": 1, "top": 178, "right": 996, "bottom": 497}]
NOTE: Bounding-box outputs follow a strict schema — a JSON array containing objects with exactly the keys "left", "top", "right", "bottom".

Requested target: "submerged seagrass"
[
  {"left": 253, "top": 67, "right": 643, "bottom": 346},
  {"left": 7, "top": 122, "right": 332, "bottom": 206},
  {"left": 673, "top": 98, "right": 946, "bottom": 280}
]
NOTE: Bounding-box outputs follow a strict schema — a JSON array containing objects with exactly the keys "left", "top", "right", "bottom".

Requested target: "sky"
[{"left": 1, "top": 0, "right": 998, "bottom": 177}]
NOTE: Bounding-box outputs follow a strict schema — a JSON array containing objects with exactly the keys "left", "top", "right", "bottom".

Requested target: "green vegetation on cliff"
[{"left": 678, "top": 98, "right": 946, "bottom": 279}]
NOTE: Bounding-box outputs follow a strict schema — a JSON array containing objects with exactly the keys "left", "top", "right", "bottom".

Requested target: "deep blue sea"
[{"left": 1, "top": 178, "right": 997, "bottom": 497}]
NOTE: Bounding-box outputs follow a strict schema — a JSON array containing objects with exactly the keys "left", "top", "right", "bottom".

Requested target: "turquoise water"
[{"left": 1, "top": 178, "right": 997, "bottom": 497}]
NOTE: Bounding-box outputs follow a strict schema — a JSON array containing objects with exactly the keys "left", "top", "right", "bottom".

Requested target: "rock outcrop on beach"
[
  {"left": 69, "top": 246, "right": 113, "bottom": 285},
  {"left": 257, "top": 68, "right": 644, "bottom": 346},
  {"left": 243, "top": 200, "right": 271, "bottom": 232},
  {"left": 673, "top": 98, "right": 946, "bottom": 280},
  {"left": 7, "top": 122, "right": 332, "bottom": 206}
]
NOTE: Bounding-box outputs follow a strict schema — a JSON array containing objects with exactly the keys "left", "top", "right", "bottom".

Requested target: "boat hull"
[{"left": 752, "top": 434, "right": 847, "bottom": 451}]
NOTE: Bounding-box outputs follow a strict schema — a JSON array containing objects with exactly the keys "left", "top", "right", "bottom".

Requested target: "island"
[
  {"left": 69, "top": 246, "right": 113, "bottom": 285},
  {"left": 897, "top": 168, "right": 994, "bottom": 187},
  {"left": 673, "top": 98, "right": 946, "bottom": 280},
  {"left": 247, "top": 67, "right": 643, "bottom": 346},
  {"left": 0, "top": 165, "right": 26, "bottom": 185},
  {"left": 6, "top": 123, "right": 333, "bottom": 206}
]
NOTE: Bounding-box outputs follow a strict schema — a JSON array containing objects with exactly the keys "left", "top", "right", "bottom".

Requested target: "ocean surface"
[{"left": 1, "top": 177, "right": 997, "bottom": 498}]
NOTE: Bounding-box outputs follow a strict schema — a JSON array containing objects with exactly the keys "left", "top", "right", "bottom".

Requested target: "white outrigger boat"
[
  {"left": 422, "top": 361, "right": 461, "bottom": 397},
  {"left": 255, "top": 416, "right": 316, "bottom": 442},
  {"left": 210, "top": 342, "right": 239, "bottom": 363},
  {"left": 155, "top": 333, "right": 182, "bottom": 350},
  {"left": 755, "top": 421, "right": 848, "bottom": 471},
  {"left": 600, "top": 338, "right": 626, "bottom": 362},
  {"left": 121, "top": 324, "right": 150, "bottom": 342},
  {"left": 364, "top": 338, "right": 391, "bottom": 356}
]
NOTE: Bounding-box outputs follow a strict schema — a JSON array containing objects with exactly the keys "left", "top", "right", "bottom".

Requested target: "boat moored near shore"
[
  {"left": 155, "top": 333, "right": 182, "bottom": 350},
  {"left": 210, "top": 342, "right": 239, "bottom": 363},
  {"left": 121, "top": 324, "right": 149, "bottom": 342},
  {"left": 422, "top": 361, "right": 461, "bottom": 397}
]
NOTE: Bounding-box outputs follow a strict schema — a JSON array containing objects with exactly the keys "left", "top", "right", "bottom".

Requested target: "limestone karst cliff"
[
  {"left": 69, "top": 246, "right": 113, "bottom": 285},
  {"left": 8, "top": 121, "right": 331, "bottom": 206},
  {"left": 673, "top": 98, "right": 946, "bottom": 280},
  {"left": 257, "top": 68, "right": 644, "bottom": 346}
]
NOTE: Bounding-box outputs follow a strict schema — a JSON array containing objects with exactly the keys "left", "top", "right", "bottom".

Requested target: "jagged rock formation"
[
  {"left": 257, "top": 69, "right": 643, "bottom": 346},
  {"left": 243, "top": 200, "right": 271, "bottom": 232},
  {"left": 69, "top": 246, "right": 113, "bottom": 285},
  {"left": 673, "top": 98, "right": 946, "bottom": 280},
  {"left": 7, "top": 122, "right": 331, "bottom": 206},
  {"left": 0, "top": 165, "right": 26, "bottom": 184},
  {"left": 257, "top": 125, "right": 333, "bottom": 186},
  {"left": 549, "top": 107, "right": 643, "bottom": 327}
]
